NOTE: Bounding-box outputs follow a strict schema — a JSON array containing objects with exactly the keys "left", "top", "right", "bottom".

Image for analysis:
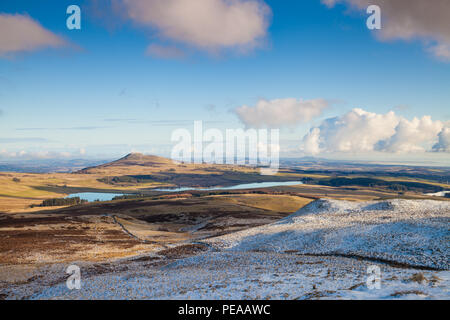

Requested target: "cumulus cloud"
[
  {"left": 377, "top": 116, "right": 443, "bottom": 153},
  {"left": 0, "top": 14, "right": 66, "bottom": 56},
  {"left": 432, "top": 127, "right": 450, "bottom": 152},
  {"left": 301, "top": 108, "right": 446, "bottom": 155},
  {"left": 235, "top": 98, "right": 330, "bottom": 128},
  {"left": 302, "top": 127, "right": 322, "bottom": 155},
  {"left": 322, "top": 0, "right": 450, "bottom": 61},
  {"left": 118, "top": 0, "right": 271, "bottom": 51},
  {"left": 146, "top": 44, "right": 185, "bottom": 59}
]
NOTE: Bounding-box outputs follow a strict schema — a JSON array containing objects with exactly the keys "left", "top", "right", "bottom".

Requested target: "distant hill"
[
  {"left": 75, "top": 153, "right": 301, "bottom": 188},
  {"left": 116, "top": 152, "right": 172, "bottom": 164},
  {"left": 77, "top": 153, "right": 174, "bottom": 175}
]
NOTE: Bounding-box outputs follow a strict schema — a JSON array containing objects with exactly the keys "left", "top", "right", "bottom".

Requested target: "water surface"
[
  {"left": 154, "top": 181, "right": 304, "bottom": 192},
  {"left": 66, "top": 181, "right": 304, "bottom": 201},
  {"left": 65, "top": 192, "right": 127, "bottom": 202}
]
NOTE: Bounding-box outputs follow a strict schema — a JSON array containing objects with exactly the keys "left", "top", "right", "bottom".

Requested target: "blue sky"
[{"left": 0, "top": 0, "right": 449, "bottom": 164}]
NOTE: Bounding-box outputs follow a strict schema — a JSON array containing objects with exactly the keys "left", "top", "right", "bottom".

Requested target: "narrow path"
[
  {"left": 108, "top": 214, "right": 172, "bottom": 250},
  {"left": 105, "top": 214, "right": 153, "bottom": 244}
]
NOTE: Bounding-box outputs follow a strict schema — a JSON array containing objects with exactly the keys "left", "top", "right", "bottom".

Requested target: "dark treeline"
[
  {"left": 287, "top": 168, "right": 450, "bottom": 185},
  {"left": 32, "top": 197, "right": 87, "bottom": 207},
  {"left": 112, "top": 189, "right": 317, "bottom": 201},
  {"left": 303, "top": 177, "right": 443, "bottom": 193}
]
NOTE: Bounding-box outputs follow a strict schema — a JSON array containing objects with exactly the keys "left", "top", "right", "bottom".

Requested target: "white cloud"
[
  {"left": 235, "top": 98, "right": 330, "bottom": 128},
  {"left": 429, "top": 43, "right": 450, "bottom": 62},
  {"left": 120, "top": 0, "right": 271, "bottom": 51},
  {"left": 301, "top": 108, "right": 446, "bottom": 155},
  {"left": 0, "top": 14, "right": 66, "bottom": 56},
  {"left": 433, "top": 127, "right": 450, "bottom": 152},
  {"left": 0, "top": 149, "right": 72, "bottom": 159},
  {"left": 301, "top": 127, "right": 322, "bottom": 155},
  {"left": 322, "top": 0, "right": 450, "bottom": 61},
  {"left": 0, "top": 149, "right": 18, "bottom": 158},
  {"left": 377, "top": 116, "right": 443, "bottom": 153}
]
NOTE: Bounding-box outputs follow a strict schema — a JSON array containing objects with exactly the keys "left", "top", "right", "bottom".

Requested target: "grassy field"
[
  {"left": 1, "top": 154, "right": 449, "bottom": 292},
  {"left": 218, "top": 194, "right": 313, "bottom": 213},
  {"left": 1, "top": 153, "right": 449, "bottom": 212},
  {"left": 0, "top": 154, "right": 304, "bottom": 212},
  {"left": 0, "top": 192, "right": 315, "bottom": 266}
]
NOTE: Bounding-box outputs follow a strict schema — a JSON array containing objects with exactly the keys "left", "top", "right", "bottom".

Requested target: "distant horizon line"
[{"left": 1, "top": 152, "right": 449, "bottom": 169}]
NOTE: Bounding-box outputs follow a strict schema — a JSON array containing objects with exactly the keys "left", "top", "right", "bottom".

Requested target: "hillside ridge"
[
  {"left": 207, "top": 199, "right": 450, "bottom": 270},
  {"left": 77, "top": 152, "right": 172, "bottom": 174}
]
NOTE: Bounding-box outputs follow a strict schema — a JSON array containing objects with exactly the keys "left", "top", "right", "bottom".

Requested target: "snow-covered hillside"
[
  {"left": 4, "top": 199, "right": 449, "bottom": 300},
  {"left": 207, "top": 199, "right": 450, "bottom": 270}
]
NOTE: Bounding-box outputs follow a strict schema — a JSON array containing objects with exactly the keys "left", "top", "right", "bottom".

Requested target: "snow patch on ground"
[
  {"left": 207, "top": 199, "right": 450, "bottom": 270},
  {"left": 25, "top": 253, "right": 450, "bottom": 300},
  {"left": 3, "top": 199, "right": 449, "bottom": 300},
  {"left": 426, "top": 191, "right": 450, "bottom": 197}
]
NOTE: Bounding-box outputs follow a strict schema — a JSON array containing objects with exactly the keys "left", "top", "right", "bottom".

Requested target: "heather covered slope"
[
  {"left": 207, "top": 199, "right": 450, "bottom": 270},
  {"left": 3, "top": 199, "right": 449, "bottom": 300}
]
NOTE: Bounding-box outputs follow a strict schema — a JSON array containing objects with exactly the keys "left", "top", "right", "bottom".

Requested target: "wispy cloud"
[
  {"left": 234, "top": 98, "right": 331, "bottom": 128},
  {"left": 322, "top": 0, "right": 450, "bottom": 61},
  {"left": 104, "top": 118, "right": 139, "bottom": 122},
  {"left": 0, "top": 137, "right": 51, "bottom": 143},
  {"left": 0, "top": 149, "right": 72, "bottom": 159},
  {"left": 16, "top": 126, "right": 111, "bottom": 131},
  {"left": 0, "top": 13, "right": 67, "bottom": 57},
  {"left": 393, "top": 104, "right": 410, "bottom": 112},
  {"left": 204, "top": 104, "right": 220, "bottom": 116},
  {"left": 103, "top": 119, "right": 224, "bottom": 126},
  {"left": 146, "top": 44, "right": 185, "bottom": 59}
]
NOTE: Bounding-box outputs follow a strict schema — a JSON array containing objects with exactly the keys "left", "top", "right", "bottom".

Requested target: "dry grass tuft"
[{"left": 409, "top": 272, "right": 427, "bottom": 284}]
